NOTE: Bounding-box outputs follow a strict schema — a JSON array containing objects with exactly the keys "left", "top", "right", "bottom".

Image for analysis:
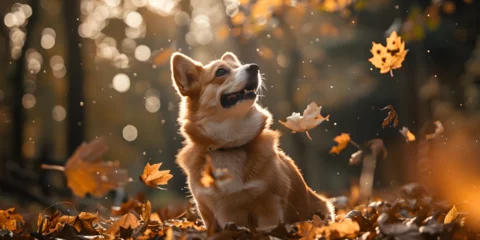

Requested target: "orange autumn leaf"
[
  {"left": 329, "top": 133, "right": 351, "bottom": 155},
  {"left": 41, "top": 138, "right": 129, "bottom": 198},
  {"left": 139, "top": 162, "right": 173, "bottom": 188},
  {"left": 0, "top": 208, "right": 24, "bottom": 233},
  {"left": 369, "top": 31, "right": 408, "bottom": 77},
  {"left": 200, "top": 155, "right": 232, "bottom": 189},
  {"left": 380, "top": 105, "right": 399, "bottom": 128},
  {"left": 152, "top": 48, "right": 174, "bottom": 66},
  {"left": 118, "top": 212, "right": 140, "bottom": 230},
  {"left": 399, "top": 127, "right": 416, "bottom": 142}
]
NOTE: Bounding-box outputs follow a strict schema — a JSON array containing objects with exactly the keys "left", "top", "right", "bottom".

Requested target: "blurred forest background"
[{"left": 1, "top": 0, "right": 480, "bottom": 213}]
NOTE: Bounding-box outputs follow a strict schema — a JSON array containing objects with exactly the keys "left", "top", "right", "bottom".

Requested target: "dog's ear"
[
  {"left": 170, "top": 52, "right": 202, "bottom": 96},
  {"left": 221, "top": 52, "right": 240, "bottom": 64}
]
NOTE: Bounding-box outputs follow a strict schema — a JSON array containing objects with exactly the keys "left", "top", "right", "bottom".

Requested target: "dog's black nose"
[{"left": 246, "top": 64, "right": 259, "bottom": 74}]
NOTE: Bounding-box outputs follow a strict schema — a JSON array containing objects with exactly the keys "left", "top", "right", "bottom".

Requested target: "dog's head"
[{"left": 170, "top": 52, "right": 270, "bottom": 149}]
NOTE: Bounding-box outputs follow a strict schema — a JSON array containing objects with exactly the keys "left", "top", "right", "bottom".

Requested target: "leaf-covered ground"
[{"left": 1, "top": 182, "right": 479, "bottom": 240}]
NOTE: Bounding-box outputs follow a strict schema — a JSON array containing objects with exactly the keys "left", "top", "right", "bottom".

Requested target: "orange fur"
[{"left": 170, "top": 52, "right": 334, "bottom": 230}]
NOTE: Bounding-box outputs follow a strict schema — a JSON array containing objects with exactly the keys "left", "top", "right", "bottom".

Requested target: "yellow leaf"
[
  {"left": 369, "top": 31, "right": 408, "bottom": 76},
  {"left": 330, "top": 133, "right": 351, "bottom": 154},
  {"left": 0, "top": 208, "right": 24, "bottom": 233},
  {"left": 444, "top": 205, "right": 458, "bottom": 224},
  {"left": 41, "top": 138, "right": 129, "bottom": 198},
  {"left": 399, "top": 127, "right": 416, "bottom": 142},
  {"left": 140, "top": 162, "right": 173, "bottom": 188}
]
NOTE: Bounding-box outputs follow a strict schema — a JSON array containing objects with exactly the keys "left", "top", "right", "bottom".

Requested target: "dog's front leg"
[{"left": 196, "top": 200, "right": 218, "bottom": 232}]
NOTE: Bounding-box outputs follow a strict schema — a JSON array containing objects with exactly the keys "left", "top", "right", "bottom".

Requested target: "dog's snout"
[{"left": 246, "top": 64, "right": 259, "bottom": 74}]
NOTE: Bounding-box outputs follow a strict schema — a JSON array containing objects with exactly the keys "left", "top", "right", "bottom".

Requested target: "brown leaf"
[
  {"left": 380, "top": 105, "right": 399, "bottom": 128},
  {"left": 329, "top": 133, "right": 351, "bottom": 155},
  {"left": 139, "top": 162, "right": 173, "bottom": 188},
  {"left": 41, "top": 138, "right": 129, "bottom": 198},
  {"left": 118, "top": 213, "right": 140, "bottom": 230},
  {"left": 0, "top": 208, "right": 24, "bottom": 233}
]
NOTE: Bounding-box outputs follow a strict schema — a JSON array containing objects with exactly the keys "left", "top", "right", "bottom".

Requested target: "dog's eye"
[{"left": 215, "top": 68, "right": 228, "bottom": 77}]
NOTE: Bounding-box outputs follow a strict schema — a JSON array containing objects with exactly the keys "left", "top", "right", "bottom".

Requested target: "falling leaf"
[
  {"left": 399, "top": 127, "right": 416, "bottom": 142},
  {"left": 369, "top": 31, "right": 408, "bottom": 77},
  {"left": 0, "top": 208, "right": 24, "bottom": 233},
  {"left": 380, "top": 105, "right": 399, "bottom": 128},
  {"left": 279, "top": 102, "right": 330, "bottom": 140},
  {"left": 118, "top": 213, "right": 140, "bottom": 230},
  {"left": 444, "top": 205, "right": 458, "bottom": 224},
  {"left": 425, "top": 120, "right": 444, "bottom": 140},
  {"left": 349, "top": 150, "right": 363, "bottom": 165},
  {"left": 41, "top": 138, "right": 129, "bottom": 197},
  {"left": 200, "top": 155, "right": 232, "bottom": 189},
  {"left": 330, "top": 133, "right": 351, "bottom": 155},
  {"left": 152, "top": 48, "right": 174, "bottom": 66},
  {"left": 139, "top": 162, "right": 173, "bottom": 188}
]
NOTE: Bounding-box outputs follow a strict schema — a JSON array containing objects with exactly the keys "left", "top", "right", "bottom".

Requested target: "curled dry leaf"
[
  {"left": 425, "top": 120, "right": 444, "bottom": 140},
  {"left": 200, "top": 155, "right": 232, "bottom": 189},
  {"left": 444, "top": 205, "right": 458, "bottom": 224},
  {"left": 279, "top": 102, "right": 329, "bottom": 140},
  {"left": 369, "top": 31, "right": 408, "bottom": 77},
  {"left": 41, "top": 138, "right": 129, "bottom": 198},
  {"left": 349, "top": 150, "right": 363, "bottom": 165},
  {"left": 380, "top": 105, "right": 399, "bottom": 128},
  {"left": 0, "top": 208, "right": 24, "bottom": 233},
  {"left": 139, "top": 162, "right": 173, "bottom": 188},
  {"left": 329, "top": 133, "right": 351, "bottom": 155},
  {"left": 399, "top": 127, "right": 416, "bottom": 142}
]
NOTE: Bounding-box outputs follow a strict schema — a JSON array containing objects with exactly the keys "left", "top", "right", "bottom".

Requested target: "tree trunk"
[{"left": 64, "top": 0, "right": 85, "bottom": 155}]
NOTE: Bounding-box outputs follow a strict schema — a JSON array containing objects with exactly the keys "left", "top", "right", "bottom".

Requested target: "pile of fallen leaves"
[{"left": 1, "top": 183, "right": 479, "bottom": 239}]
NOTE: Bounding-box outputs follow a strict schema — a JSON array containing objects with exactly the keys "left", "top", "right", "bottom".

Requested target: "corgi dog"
[{"left": 170, "top": 52, "right": 334, "bottom": 230}]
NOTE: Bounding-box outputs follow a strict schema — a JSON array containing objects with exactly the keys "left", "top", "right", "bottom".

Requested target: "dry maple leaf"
[
  {"left": 369, "top": 31, "right": 408, "bottom": 77},
  {"left": 329, "top": 133, "right": 351, "bottom": 155},
  {"left": 380, "top": 105, "right": 399, "bottom": 128},
  {"left": 200, "top": 155, "right": 232, "bottom": 190},
  {"left": 399, "top": 127, "right": 416, "bottom": 142},
  {"left": 139, "top": 162, "right": 173, "bottom": 188},
  {"left": 41, "top": 138, "right": 129, "bottom": 197},
  {"left": 279, "top": 102, "right": 330, "bottom": 140},
  {"left": 118, "top": 213, "right": 140, "bottom": 230},
  {"left": 0, "top": 208, "right": 24, "bottom": 233},
  {"left": 425, "top": 120, "right": 444, "bottom": 140}
]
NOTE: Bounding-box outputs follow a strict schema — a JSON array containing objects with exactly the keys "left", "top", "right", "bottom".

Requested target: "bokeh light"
[
  {"left": 125, "top": 11, "right": 143, "bottom": 28},
  {"left": 122, "top": 125, "right": 138, "bottom": 142},
  {"left": 134, "top": 45, "right": 151, "bottom": 61},
  {"left": 52, "top": 105, "right": 67, "bottom": 122},
  {"left": 145, "top": 89, "right": 161, "bottom": 113},
  {"left": 112, "top": 73, "right": 130, "bottom": 93},
  {"left": 22, "top": 94, "right": 36, "bottom": 109}
]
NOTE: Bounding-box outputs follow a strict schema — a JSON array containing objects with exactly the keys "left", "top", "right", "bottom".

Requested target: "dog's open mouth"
[{"left": 220, "top": 83, "right": 257, "bottom": 108}]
